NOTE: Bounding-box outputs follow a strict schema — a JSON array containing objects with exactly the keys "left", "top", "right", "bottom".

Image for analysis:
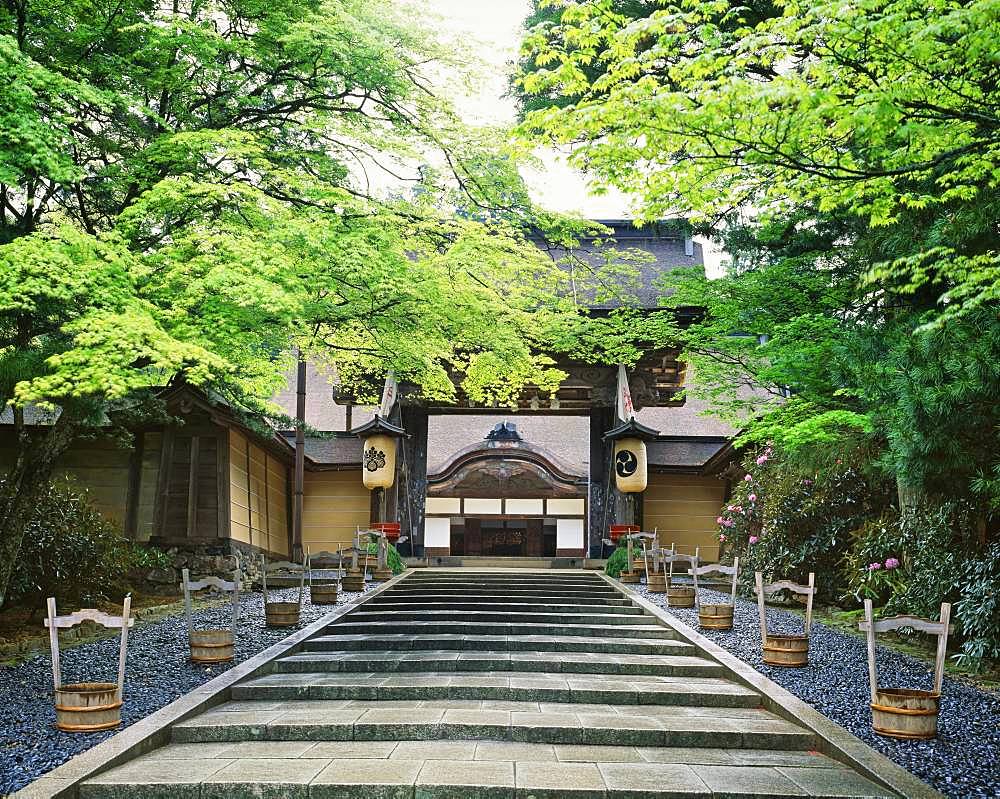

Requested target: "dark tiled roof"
[
  {"left": 646, "top": 440, "right": 728, "bottom": 468},
  {"left": 284, "top": 433, "right": 363, "bottom": 466},
  {"left": 532, "top": 220, "right": 704, "bottom": 309}
]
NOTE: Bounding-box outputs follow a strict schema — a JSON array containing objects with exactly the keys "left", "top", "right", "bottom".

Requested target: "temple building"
[{"left": 0, "top": 220, "right": 736, "bottom": 566}]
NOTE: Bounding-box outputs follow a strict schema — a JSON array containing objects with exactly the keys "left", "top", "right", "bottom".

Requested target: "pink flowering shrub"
[{"left": 715, "top": 446, "right": 891, "bottom": 599}]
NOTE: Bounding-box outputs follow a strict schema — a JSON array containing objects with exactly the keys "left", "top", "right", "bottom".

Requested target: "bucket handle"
[
  {"left": 45, "top": 596, "right": 133, "bottom": 700},
  {"left": 859, "top": 599, "right": 953, "bottom": 702}
]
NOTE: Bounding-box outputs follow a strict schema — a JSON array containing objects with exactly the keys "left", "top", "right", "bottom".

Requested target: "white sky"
[{"left": 419, "top": 0, "right": 727, "bottom": 275}]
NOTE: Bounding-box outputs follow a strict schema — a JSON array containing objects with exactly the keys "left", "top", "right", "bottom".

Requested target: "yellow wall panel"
[
  {"left": 644, "top": 473, "right": 725, "bottom": 561},
  {"left": 302, "top": 469, "right": 368, "bottom": 553}
]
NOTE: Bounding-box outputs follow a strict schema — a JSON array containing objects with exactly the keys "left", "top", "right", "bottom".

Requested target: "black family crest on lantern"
[
  {"left": 615, "top": 448, "right": 639, "bottom": 478},
  {"left": 364, "top": 446, "right": 387, "bottom": 472},
  {"left": 353, "top": 415, "right": 405, "bottom": 489}
]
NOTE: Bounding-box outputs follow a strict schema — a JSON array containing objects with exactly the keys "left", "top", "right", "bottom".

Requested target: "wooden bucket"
[
  {"left": 646, "top": 572, "right": 667, "bottom": 593},
  {"left": 763, "top": 634, "right": 809, "bottom": 667},
  {"left": 373, "top": 568, "right": 393, "bottom": 581},
  {"left": 54, "top": 682, "right": 121, "bottom": 732},
  {"left": 264, "top": 601, "right": 300, "bottom": 627},
  {"left": 341, "top": 573, "right": 365, "bottom": 592},
  {"left": 871, "top": 688, "right": 939, "bottom": 740},
  {"left": 632, "top": 559, "right": 646, "bottom": 573},
  {"left": 189, "top": 628, "right": 234, "bottom": 663},
  {"left": 699, "top": 604, "right": 734, "bottom": 630},
  {"left": 310, "top": 584, "right": 339, "bottom": 605},
  {"left": 619, "top": 570, "right": 640, "bottom": 584},
  {"left": 667, "top": 587, "right": 695, "bottom": 607}
]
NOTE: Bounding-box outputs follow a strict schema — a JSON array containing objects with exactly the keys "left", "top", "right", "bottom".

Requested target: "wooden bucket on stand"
[
  {"left": 310, "top": 583, "right": 339, "bottom": 605},
  {"left": 755, "top": 573, "right": 814, "bottom": 669},
  {"left": 45, "top": 598, "right": 133, "bottom": 734},
  {"left": 763, "top": 633, "right": 809, "bottom": 666},
  {"left": 54, "top": 682, "right": 122, "bottom": 732},
  {"left": 667, "top": 586, "right": 695, "bottom": 607},
  {"left": 619, "top": 570, "right": 640, "bottom": 584},
  {"left": 189, "top": 628, "right": 235, "bottom": 663},
  {"left": 699, "top": 603, "right": 734, "bottom": 630},
  {"left": 646, "top": 572, "right": 667, "bottom": 593},
  {"left": 264, "top": 601, "right": 301, "bottom": 627},
  {"left": 871, "top": 688, "right": 939, "bottom": 739},
  {"left": 342, "top": 571, "right": 365, "bottom": 592},
  {"left": 860, "top": 600, "right": 952, "bottom": 741}
]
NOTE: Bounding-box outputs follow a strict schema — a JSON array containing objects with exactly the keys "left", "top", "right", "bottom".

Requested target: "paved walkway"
[{"left": 80, "top": 570, "right": 897, "bottom": 797}]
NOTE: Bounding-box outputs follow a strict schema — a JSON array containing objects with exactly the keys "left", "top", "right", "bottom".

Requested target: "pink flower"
[
  {"left": 748, "top": 494, "right": 757, "bottom": 503},
  {"left": 868, "top": 562, "right": 881, "bottom": 571},
  {"left": 884, "top": 557, "right": 900, "bottom": 570},
  {"left": 756, "top": 454, "right": 768, "bottom": 465},
  {"left": 749, "top": 535, "right": 759, "bottom": 544},
  {"left": 803, "top": 479, "right": 813, "bottom": 486},
  {"left": 744, "top": 474, "right": 753, "bottom": 482},
  {"left": 727, "top": 505, "right": 735, "bottom": 511},
  {"left": 716, "top": 516, "right": 724, "bottom": 524},
  {"left": 723, "top": 519, "right": 734, "bottom": 528},
  {"left": 718, "top": 534, "right": 727, "bottom": 542}
]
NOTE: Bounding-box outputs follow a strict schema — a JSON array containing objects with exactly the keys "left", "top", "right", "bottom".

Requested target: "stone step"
[
  {"left": 356, "top": 601, "right": 645, "bottom": 615},
  {"left": 398, "top": 579, "right": 606, "bottom": 589},
  {"left": 321, "top": 620, "right": 681, "bottom": 640},
  {"left": 368, "top": 593, "right": 631, "bottom": 606},
  {"left": 169, "top": 700, "right": 812, "bottom": 750},
  {"left": 233, "top": 672, "right": 762, "bottom": 707},
  {"left": 80, "top": 741, "right": 894, "bottom": 799},
  {"left": 272, "top": 650, "right": 724, "bottom": 678},
  {"left": 302, "top": 633, "right": 696, "bottom": 656},
  {"left": 333, "top": 609, "right": 655, "bottom": 625},
  {"left": 378, "top": 583, "right": 623, "bottom": 599}
]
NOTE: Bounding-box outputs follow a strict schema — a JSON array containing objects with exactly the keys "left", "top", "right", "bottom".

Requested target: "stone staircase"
[{"left": 80, "top": 570, "right": 896, "bottom": 797}]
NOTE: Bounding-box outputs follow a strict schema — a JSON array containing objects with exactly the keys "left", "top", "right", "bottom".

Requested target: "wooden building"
[{"left": 0, "top": 220, "right": 736, "bottom": 566}]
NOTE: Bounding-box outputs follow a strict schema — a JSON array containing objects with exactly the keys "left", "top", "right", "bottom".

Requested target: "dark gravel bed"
[
  {"left": 0, "top": 583, "right": 374, "bottom": 795},
  {"left": 633, "top": 581, "right": 1000, "bottom": 799}
]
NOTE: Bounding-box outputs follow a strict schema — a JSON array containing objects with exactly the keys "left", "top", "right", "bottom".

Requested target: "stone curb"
[
  {"left": 601, "top": 572, "right": 944, "bottom": 799},
  {"left": 12, "top": 570, "right": 414, "bottom": 799}
]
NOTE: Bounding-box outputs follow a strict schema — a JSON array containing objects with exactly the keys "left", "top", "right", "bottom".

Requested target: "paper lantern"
[
  {"left": 603, "top": 417, "right": 659, "bottom": 495},
  {"left": 353, "top": 415, "right": 406, "bottom": 491},
  {"left": 362, "top": 434, "right": 396, "bottom": 489},
  {"left": 614, "top": 438, "right": 647, "bottom": 493}
]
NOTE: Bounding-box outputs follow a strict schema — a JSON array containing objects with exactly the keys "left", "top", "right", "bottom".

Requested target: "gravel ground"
[
  {"left": 633, "top": 581, "right": 1000, "bottom": 799},
  {"left": 0, "top": 582, "right": 374, "bottom": 795}
]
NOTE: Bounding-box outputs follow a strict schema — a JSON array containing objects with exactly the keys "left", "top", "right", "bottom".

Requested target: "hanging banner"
[
  {"left": 379, "top": 370, "right": 398, "bottom": 419},
  {"left": 616, "top": 364, "right": 635, "bottom": 422}
]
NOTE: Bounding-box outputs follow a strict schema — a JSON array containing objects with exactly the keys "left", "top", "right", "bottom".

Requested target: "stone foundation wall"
[{"left": 139, "top": 539, "right": 267, "bottom": 592}]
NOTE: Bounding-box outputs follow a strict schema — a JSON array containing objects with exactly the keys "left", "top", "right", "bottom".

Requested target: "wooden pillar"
[
  {"left": 399, "top": 406, "right": 429, "bottom": 557},
  {"left": 589, "top": 407, "right": 612, "bottom": 558},
  {"left": 292, "top": 356, "right": 306, "bottom": 558}
]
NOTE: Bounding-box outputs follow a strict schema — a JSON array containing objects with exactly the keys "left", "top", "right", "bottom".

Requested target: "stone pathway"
[{"left": 79, "top": 570, "right": 900, "bottom": 797}]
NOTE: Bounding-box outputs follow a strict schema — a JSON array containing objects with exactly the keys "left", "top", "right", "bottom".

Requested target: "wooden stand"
[
  {"left": 860, "top": 599, "right": 952, "bottom": 740},
  {"left": 182, "top": 568, "right": 240, "bottom": 663},
  {"left": 691, "top": 558, "right": 739, "bottom": 631},
  {"left": 755, "top": 572, "right": 814, "bottom": 667},
  {"left": 262, "top": 554, "right": 306, "bottom": 627},
  {"left": 45, "top": 597, "right": 133, "bottom": 732},
  {"left": 663, "top": 548, "right": 699, "bottom": 607},
  {"left": 307, "top": 549, "right": 341, "bottom": 605}
]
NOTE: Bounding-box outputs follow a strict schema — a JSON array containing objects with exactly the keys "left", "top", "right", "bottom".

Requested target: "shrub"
[
  {"left": 364, "top": 540, "right": 406, "bottom": 574},
  {"left": 718, "top": 448, "right": 892, "bottom": 599},
  {"left": 604, "top": 545, "right": 628, "bottom": 578},
  {"left": 4, "top": 476, "right": 168, "bottom": 609},
  {"left": 954, "top": 542, "right": 1000, "bottom": 669}
]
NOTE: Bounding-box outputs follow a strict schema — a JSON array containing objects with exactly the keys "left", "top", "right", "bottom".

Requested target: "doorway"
[{"left": 456, "top": 518, "right": 555, "bottom": 556}]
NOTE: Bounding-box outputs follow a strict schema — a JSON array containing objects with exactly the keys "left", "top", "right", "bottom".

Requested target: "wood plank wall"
[
  {"left": 229, "top": 429, "right": 289, "bottom": 556},
  {"left": 302, "top": 470, "right": 368, "bottom": 554},
  {"left": 643, "top": 473, "right": 726, "bottom": 560}
]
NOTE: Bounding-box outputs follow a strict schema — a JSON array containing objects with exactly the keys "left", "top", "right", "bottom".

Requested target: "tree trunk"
[
  {"left": 0, "top": 412, "right": 78, "bottom": 607},
  {"left": 896, "top": 475, "right": 925, "bottom": 515}
]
